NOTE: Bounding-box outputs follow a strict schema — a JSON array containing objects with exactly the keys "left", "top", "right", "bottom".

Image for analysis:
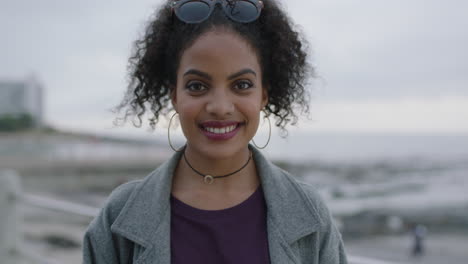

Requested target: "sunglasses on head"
[{"left": 171, "top": 0, "right": 264, "bottom": 24}]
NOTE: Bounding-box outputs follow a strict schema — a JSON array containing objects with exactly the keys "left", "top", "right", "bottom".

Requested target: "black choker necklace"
[{"left": 182, "top": 149, "right": 252, "bottom": 184}]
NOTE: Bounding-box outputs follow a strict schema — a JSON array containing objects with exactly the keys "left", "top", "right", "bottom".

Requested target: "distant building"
[{"left": 0, "top": 76, "right": 44, "bottom": 127}]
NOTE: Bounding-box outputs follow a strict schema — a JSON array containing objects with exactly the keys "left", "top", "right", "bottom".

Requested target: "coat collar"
[{"left": 111, "top": 145, "right": 322, "bottom": 263}]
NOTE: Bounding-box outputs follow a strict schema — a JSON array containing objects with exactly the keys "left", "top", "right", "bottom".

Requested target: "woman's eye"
[
  {"left": 186, "top": 81, "right": 207, "bottom": 92},
  {"left": 234, "top": 80, "right": 253, "bottom": 90}
]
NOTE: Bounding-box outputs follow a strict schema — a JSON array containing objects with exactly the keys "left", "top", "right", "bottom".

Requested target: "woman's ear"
[
  {"left": 170, "top": 85, "right": 178, "bottom": 112},
  {"left": 261, "top": 86, "right": 269, "bottom": 109}
]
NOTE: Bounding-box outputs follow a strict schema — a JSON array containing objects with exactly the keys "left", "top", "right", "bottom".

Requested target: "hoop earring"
[
  {"left": 168, "top": 112, "right": 183, "bottom": 152},
  {"left": 252, "top": 112, "right": 271, "bottom": 149}
]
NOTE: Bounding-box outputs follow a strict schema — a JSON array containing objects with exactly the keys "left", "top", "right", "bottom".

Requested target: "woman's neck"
[{"left": 171, "top": 145, "right": 259, "bottom": 195}]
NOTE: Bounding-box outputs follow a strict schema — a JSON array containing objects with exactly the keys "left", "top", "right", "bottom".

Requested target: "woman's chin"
[{"left": 186, "top": 143, "right": 249, "bottom": 161}]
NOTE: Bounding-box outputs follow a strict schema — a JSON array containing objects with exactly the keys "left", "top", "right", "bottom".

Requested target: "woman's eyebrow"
[
  {"left": 183, "top": 68, "right": 256, "bottom": 80},
  {"left": 227, "top": 68, "right": 256, "bottom": 80},
  {"left": 183, "top": 69, "right": 212, "bottom": 80}
]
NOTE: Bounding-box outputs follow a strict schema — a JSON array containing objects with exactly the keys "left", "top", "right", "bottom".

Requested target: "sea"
[
  {"left": 262, "top": 132, "right": 468, "bottom": 163},
  {"left": 260, "top": 132, "right": 468, "bottom": 231}
]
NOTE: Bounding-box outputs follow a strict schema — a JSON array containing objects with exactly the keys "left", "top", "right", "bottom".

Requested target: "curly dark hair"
[{"left": 115, "top": 0, "right": 312, "bottom": 133}]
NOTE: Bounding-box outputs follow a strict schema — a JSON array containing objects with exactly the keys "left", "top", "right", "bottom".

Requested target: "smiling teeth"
[{"left": 205, "top": 125, "right": 236, "bottom": 134}]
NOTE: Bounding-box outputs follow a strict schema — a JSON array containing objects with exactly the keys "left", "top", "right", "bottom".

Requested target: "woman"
[{"left": 83, "top": 0, "right": 347, "bottom": 263}]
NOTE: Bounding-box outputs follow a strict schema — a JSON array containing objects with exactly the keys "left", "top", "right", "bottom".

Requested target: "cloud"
[
  {"left": 302, "top": 96, "right": 468, "bottom": 133},
  {"left": 290, "top": 0, "right": 468, "bottom": 99}
]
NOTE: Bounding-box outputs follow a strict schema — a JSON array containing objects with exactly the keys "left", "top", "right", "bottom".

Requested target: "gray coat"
[{"left": 82, "top": 147, "right": 347, "bottom": 264}]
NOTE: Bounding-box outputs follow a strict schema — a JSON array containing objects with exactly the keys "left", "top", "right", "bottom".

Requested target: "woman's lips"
[{"left": 199, "top": 121, "right": 243, "bottom": 140}]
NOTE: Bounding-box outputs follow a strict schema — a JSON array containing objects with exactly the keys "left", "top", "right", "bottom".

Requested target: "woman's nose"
[{"left": 205, "top": 89, "right": 235, "bottom": 117}]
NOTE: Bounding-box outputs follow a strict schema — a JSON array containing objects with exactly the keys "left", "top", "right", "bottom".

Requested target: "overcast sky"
[{"left": 1, "top": 0, "right": 467, "bottom": 138}]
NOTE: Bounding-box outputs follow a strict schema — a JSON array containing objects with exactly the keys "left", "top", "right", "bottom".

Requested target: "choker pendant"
[{"left": 204, "top": 175, "right": 214, "bottom": 184}]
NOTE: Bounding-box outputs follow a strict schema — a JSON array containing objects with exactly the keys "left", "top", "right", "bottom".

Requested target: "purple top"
[{"left": 170, "top": 186, "right": 271, "bottom": 264}]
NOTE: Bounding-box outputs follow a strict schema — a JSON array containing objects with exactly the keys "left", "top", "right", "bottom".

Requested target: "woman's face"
[{"left": 172, "top": 29, "right": 268, "bottom": 159}]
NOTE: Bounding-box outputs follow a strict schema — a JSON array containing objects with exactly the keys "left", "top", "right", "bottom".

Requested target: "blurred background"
[{"left": 1, "top": 0, "right": 467, "bottom": 263}]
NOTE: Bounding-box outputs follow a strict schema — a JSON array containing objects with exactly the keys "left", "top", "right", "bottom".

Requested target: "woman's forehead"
[{"left": 178, "top": 30, "right": 261, "bottom": 76}]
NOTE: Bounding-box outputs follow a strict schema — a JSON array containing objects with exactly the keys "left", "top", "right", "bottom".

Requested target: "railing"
[
  {"left": 22, "top": 193, "right": 99, "bottom": 218},
  {"left": 0, "top": 170, "right": 406, "bottom": 264},
  {"left": 348, "top": 255, "right": 403, "bottom": 264}
]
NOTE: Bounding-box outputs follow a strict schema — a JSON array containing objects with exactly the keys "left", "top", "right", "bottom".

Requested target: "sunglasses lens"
[
  {"left": 226, "top": 1, "right": 259, "bottom": 23},
  {"left": 177, "top": 1, "right": 211, "bottom": 23}
]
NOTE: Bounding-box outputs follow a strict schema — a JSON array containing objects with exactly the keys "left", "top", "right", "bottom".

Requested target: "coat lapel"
[
  {"left": 251, "top": 146, "right": 323, "bottom": 263},
  {"left": 267, "top": 217, "right": 301, "bottom": 264},
  {"left": 110, "top": 150, "right": 183, "bottom": 264}
]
